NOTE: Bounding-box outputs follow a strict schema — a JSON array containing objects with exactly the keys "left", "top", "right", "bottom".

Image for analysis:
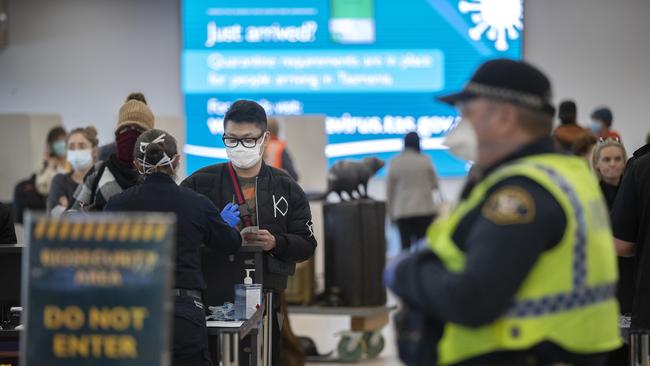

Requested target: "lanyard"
[{"left": 227, "top": 162, "right": 253, "bottom": 228}]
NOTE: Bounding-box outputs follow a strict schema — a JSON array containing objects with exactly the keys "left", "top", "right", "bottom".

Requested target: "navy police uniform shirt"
[
  {"left": 395, "top": 137, "right": 566, "bottom": 325},
  {"left": 104, "top": 173, "right": 241, "bottom": 291},
  {"left": 392, "top": 138, "right": 609, "bottom": 364}
]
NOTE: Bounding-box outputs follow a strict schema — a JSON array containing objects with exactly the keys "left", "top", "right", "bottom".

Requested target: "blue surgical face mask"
[
  {"left": 67, "top": 149, "right": 94, "bottom": 171},
  {"left": 52, "top": 140, "right": 67, "bottom": 157},
  {"left": 591, "top": 121, "right": 604, "bottom": 134}
]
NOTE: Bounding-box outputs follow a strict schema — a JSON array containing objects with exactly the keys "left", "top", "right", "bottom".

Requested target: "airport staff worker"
[
  {"left": 105, "top": 129, "right": 242, "bottom": 366},
  {"left": 385, "top": 59, "right": 621, "bottom": 366}
]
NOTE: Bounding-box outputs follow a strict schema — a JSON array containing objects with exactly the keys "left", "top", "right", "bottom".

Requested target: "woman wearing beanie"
[
  {"left": 47, "top": 126, "right": 99, "bottom": 216},
  {"left": 386, "top": 131, "right": 441, "bottom": 250},
  {"left": 105, "top": 129, "right": 242, "bottom": 366},
  {"left": 69, "top": 92, "right": 154, "bottom": 211}
]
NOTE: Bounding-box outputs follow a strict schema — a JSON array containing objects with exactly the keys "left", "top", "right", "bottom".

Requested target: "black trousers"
[
  {"left": 173, "top": 297, "right": 213, "bottom": 366},
  {"left": 604, "top": 345, "right": 627, "bottom": 366},
  {"left": 396, "top": 215, "right": 435, "bottom": 251},
  {"left": 269, "top": 291, "right": 283, "bottom": 366},
  {"left": 456, "top": 343, "right": 609, "bottom": 366}
]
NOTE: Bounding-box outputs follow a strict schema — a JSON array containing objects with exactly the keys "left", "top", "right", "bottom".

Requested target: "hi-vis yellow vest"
[{"left": 428, "top": 154, "right": 621, "bottom": 365}]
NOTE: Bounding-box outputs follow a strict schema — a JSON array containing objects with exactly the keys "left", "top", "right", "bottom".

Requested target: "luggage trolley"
[{"left": 289, "top": 305, "right": 396, "bottom": 363}]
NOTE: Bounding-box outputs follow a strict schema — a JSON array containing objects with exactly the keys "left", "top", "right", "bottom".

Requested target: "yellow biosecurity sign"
[{"left": 21, "top": 213, "right": 176, "bottom": 366}]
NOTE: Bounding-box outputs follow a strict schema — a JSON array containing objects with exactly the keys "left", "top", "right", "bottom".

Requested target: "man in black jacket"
[{"left": 181, "top": 100, "right": 316, "bottom": 365}]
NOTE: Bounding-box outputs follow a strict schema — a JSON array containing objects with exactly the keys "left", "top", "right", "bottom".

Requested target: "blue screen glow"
[{"left": 182, "top": 0, "right": 524, "bottom": 176}]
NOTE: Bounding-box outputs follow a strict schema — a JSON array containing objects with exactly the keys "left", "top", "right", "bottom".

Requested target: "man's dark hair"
[
  {"left": 404, "top": 132, "right": 421, "bottom": 152},
  {"left": 47, "top": 126, "right": 67, "bottom": 144},
  {"left": 558, "top": 100, "right": 577, "bottom": 125},
  {"left": 223, "top": 100, "right": 268, "bottom": 131},
  {"left": 591, "top": 107, "right": 613, "bottom": 127}
]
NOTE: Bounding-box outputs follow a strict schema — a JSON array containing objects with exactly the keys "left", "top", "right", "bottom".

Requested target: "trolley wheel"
[
  {"left": 363, "top": 331, "right": 385, "bottom": 358},
  {"left": 337, "top": 334, "right": 363, "bottom": 362}
]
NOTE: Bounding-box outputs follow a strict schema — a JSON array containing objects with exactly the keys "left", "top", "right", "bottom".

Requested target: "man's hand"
[
  {"left": 243, "top": 229, "right": 276, "bottom": 251},
  {"left": 59, "top": 196, "right": 69, "bottom": 208},
  {"left": 615, "top": 238, "right": 636, "bottom": 257}
]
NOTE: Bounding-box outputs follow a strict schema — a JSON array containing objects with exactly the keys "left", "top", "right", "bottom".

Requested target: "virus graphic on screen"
[{"left": 459, "top": 0, "right": 523, "bottom": 51}]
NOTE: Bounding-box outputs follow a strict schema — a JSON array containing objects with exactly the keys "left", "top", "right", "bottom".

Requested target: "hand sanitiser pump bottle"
[{"left": 235, "top": 269, "right": 262, "bottom": 320}]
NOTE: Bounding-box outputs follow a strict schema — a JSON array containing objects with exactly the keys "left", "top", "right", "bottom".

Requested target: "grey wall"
[
  {"left": 0, "top": 0, "right": 183, "bottom": 146},
  {"left": 524, "top": 0, "right": 650, "bottom": 153},
  {"left": 0, "top": 114, "right": 60, "bottom": 201},
  {"left": 1, "top": 0, "right": 650, "bottom": 201}
]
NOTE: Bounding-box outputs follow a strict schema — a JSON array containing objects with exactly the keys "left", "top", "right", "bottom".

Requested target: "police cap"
[{"left": 437, "top": 58, "right": 555, "bottom": 116}]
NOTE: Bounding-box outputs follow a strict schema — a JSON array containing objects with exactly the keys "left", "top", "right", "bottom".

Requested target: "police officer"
[
  {"left": 385, "top": 59, "right": 621, "bottom": 366},
  {"left": 105, "top": 129, "right": 242, "bottom": 366}
]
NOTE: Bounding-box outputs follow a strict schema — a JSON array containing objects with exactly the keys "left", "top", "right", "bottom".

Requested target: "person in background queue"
[
  {"left": 47, "top": 126, "right": 99, "bottom": 216},
  {"left": 592, "top": 138, "right": 631, "bottom": 365},
  {"left": 264, "top": 116, "right": 299, "bottom": 181},
  {"left": 13, "top": 125, "right": 70, "bottom": 223},
  {"left": 70, "top": 93, "right": 154, "bottom": 211},
  {"left": 590, "top": 107, "right": 621, "bottom": 141},
  {"left": 553, "top": 100, "right": 588, "bottom": 152},
  {"left": 387, "top": 131, "right": 440, "bottom": 250}
]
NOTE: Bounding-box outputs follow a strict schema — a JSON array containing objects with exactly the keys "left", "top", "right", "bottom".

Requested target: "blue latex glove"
[
  {"left": 220, "top": 203, "right": 241, "bottom": 228},
  {"left": 384, "top": 239, "right": 428, "bottom": 291}
]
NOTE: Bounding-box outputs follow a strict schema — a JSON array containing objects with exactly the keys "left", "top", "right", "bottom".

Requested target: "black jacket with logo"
[{"left": 181, "top": 162, "right": 316, "bottom": 291}]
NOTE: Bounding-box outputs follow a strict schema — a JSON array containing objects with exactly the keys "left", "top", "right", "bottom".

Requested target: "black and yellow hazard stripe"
[{"left": 32, "top": 218, "right": 169, "bottom": 243}]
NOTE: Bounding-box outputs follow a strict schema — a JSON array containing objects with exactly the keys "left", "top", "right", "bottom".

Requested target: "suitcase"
[{"left": 324, "top": 200, "right": 386, "bottom": 306}]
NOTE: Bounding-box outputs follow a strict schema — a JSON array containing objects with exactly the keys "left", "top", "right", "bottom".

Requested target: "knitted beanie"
[{"left": 115, "top": 99, "right": 154, "bottom": 134}]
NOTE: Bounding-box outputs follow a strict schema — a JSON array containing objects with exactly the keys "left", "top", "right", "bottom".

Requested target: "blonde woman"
[
  {"left": 592, "top": 138, "right": 627, "bottom": 210},
  {"left": 593, "top": 138, "right": 631, "bottom": 366}
]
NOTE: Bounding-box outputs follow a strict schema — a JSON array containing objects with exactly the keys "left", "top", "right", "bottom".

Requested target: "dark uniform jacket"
[
  {"left": 181, "top": 162, "right": 316, "bottom": 291},
  {"left": 0, "top": 202, "right": 17, "bottom": 244},
  {"left": 104, "top": 173, "right": 242, "bottom": 290},
  {"left": 393, "top": 137, "right": 608, "bottom": 365}
]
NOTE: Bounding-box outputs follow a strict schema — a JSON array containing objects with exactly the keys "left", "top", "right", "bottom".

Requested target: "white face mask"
[
  {"left": 443, "top": 119, "right": 478, "bottom": 162},
  {"left": 67, "top": 149, "right": 94, "bottom": 172},
  {"left": 226, "top": 142, "right": 264, "bottom": 169}
]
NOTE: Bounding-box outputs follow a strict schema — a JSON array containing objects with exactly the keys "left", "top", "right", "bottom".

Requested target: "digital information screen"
[{"left": 182, "top": 0, "right": 523, "bottom": 177}]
